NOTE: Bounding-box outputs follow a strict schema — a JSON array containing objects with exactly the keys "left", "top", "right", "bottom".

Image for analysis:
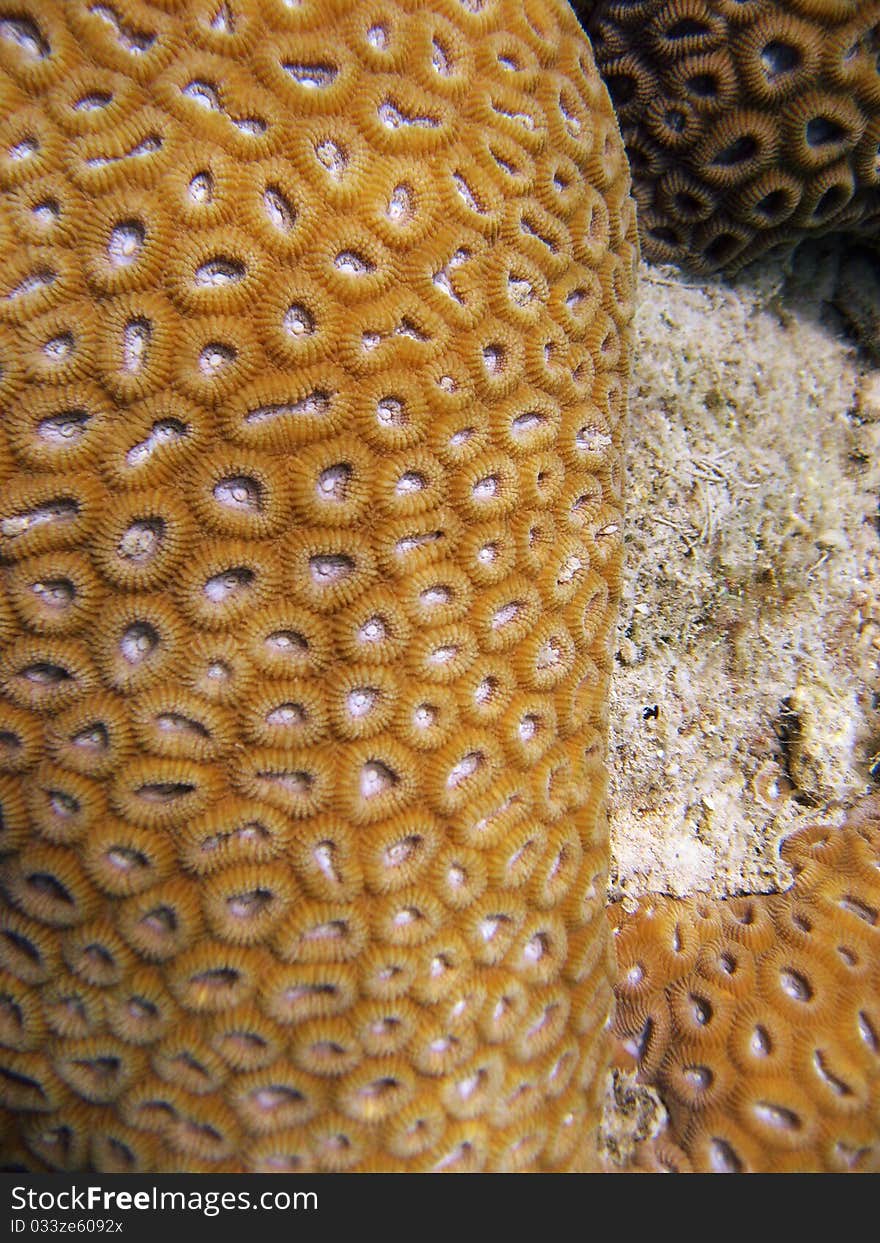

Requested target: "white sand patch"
[{"left": 610, "top": 244, "right": 880, "bottom": 902}]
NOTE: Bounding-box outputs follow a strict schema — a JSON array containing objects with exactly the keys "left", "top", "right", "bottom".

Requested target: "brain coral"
[
  {"left": 610, "top": 800, "right": 880, "bottom": 1173},
  {"left": 0, "top": 0, "right": 638, "bottom": 1172},
  {"left": 574, "top": 0, "right": 880, "bottom": 272}
]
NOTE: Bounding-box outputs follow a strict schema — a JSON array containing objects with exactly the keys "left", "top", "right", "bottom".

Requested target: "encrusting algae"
[{"left": 0, "top": 0, "right": 637, "bottom": 1172}]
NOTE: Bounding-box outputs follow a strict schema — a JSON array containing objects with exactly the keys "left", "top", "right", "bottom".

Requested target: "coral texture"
[
  {"left": 610, "top": 800, "right": 880, "bottom": 1173},
  {"left": 575, "top": 0, "right": 880, "bottom": 272},
  {"left": 0, "top": 0, "right": 638, "bottom": 1172}
]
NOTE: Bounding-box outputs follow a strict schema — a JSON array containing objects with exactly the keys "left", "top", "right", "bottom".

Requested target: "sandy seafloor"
[{"left": 608, "top": 241, "right": 880, "bottom": 909}]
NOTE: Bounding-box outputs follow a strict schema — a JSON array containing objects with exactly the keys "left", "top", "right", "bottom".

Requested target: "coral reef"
[
  {"left": 609, "top": 799, "right": 880, "bottom": 1172},
  {"left": 0, "top": 0, "right": 637, "bottom": 1172},
  {"left": 575, "top": 0, "right": 880, "bottom": 272}
]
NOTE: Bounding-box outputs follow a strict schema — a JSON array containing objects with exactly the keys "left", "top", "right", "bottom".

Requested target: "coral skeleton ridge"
[{"left": 0, "top": 0, "right": 637, "bottom": 1173}]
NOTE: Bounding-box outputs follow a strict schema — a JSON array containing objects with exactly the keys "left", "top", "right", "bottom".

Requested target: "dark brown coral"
[{"left": 576, "top": 0, "right": 880, "bottom": 271}]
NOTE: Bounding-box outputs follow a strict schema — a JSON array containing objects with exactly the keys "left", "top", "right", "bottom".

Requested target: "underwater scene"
[{"left": 0, "top": 0, "right": 878, "bottom": 1174}]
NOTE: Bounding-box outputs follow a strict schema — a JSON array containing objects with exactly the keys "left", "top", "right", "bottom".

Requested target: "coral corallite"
[{"left": 0, "top": 0, "right": 638, "bottom": 1172}]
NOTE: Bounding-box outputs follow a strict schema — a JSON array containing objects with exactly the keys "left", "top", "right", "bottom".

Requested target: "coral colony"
[
  {"left": 0, "top": 0, "right": 636, "bottom": 1172},
  {"left": 611, "top": 802, "right": 880, "bottom": 1172},
  {"left": 0, "top": 0, "right": 877, "bottom": 1174}
]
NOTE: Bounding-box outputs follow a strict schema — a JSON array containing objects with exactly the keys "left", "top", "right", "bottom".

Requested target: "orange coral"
[
  {"left": 0, "top": 0, "right": 636, "bottom": 1172},
  {"left": 610, "top": 803, "right": 880, "bottom": 1173}
]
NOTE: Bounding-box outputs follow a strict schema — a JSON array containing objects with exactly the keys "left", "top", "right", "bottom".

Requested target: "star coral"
[
  {"left": 609, "top": 800, "right": 880, "bottom": 1173},
  {"left": 0, "top": 0, "right": 637, "bottom": 1172},
  {"left": 576, "top": 0, "right": 880, "bottom": 271}
]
